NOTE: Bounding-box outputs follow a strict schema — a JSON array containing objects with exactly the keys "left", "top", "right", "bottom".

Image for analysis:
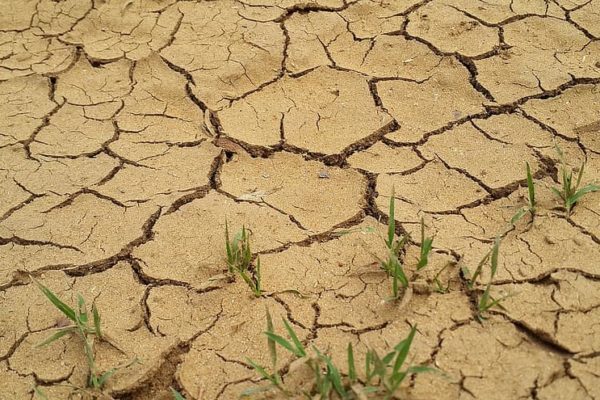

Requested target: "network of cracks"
[{"left": 1, "top": 0, "right": 600, "bottom": 399}]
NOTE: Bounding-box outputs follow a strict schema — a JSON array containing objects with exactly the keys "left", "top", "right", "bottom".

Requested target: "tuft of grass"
[
  {"left": 247, "top": 311, "right": 435, "bottom": 399},
  {"left": 416, "top": 217, "right": 434, "bottom": 271},
  {"left": 243, "top": 309, "right": 286, "bottom": 397},
  {"left": 472, "top": 237, "right": 510, "bottom": 321},
  {"left": 225, "top": 220, "right": 251, "bottom": 273},
  {"left": 380, "top": 190, "right": 409, "bottom": 299},
  {"left": 551, "top": 146, "right": 600, "bottom": 216},
  {"left": 225, "top": 221, "right": 262, "bottom": 297},
  {"left": 33, "top": 278, "right": 129, "bottom": 390}
]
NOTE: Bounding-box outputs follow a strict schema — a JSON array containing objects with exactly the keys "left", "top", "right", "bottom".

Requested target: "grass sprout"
[
  {"left": 225, "top": 221, "right": 262, "bottom": 297},
  {"left": 473, "top": 237, "right": 510, "bottom": 320},
  {"left": 365, "top": 325, "right": 436, "bottom": 400},
  {"left": 510, "top": 162, "right": 537, "bottom": 226},
  {"left": 551, "top": 146, "right": 600, "bottom": 215},
  {"left": 416, "top": 217, "right": 434, "bottom": 271},
  {"left": 381, "top": 190, "right": 409, "bottom": 299},
  {"left": 526, "top": 162, "right": 536, "bottom": 214},
  {"left": 243, "top": 309, "right": 286, "bottom": 397},
  {"left": 432, "top": 262, "right": 452, "bottom": 294},
  {"left": 247, "top": 311, "right": 435, "bottom": 399},
  {"left": 33, "top": 278, "right": 130, "bottom": 391},
  {"left": 225, "top": 220, "right": 252, "bottom": 273}
]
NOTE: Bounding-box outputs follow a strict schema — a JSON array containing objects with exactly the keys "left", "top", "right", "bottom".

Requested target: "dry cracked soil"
[{"left": 1, "top": 0, "right": 600, "bottom": 399}]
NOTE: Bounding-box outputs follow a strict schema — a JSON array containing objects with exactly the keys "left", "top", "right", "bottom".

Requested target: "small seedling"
[
  {"left": 225, "top": 221, "right": 262, "bottom": 297},
  {"left": 247, "top": 311, "right": 435, "bottom": 398},
  {"left": 381, "top": 190, "right": 409, "bottom": 299},
  {"left": 416, "top": 217, "right": 433, "bottom": 271},
  {"left": 366, "top": 325, "right": 436, "bottom": 400},
  {"left": 475, "top": 237, "right": 510, "bottom": 320},
  {"left": 551, "top": 146, "right": 600, "bottom": 215},
  {"left": 33, "top": 278, "right": 121, "bottom": 390},
  {"left": 462, "top": 248, "right": 489, "bottom": 290},
  {"left": 432, "top": 262, "right": 452, "bottom": 294},
  {"left": 225, "top": 221, "right": 252, "bottom": 273},
  {"left": 526, "top": 162, "right": 536, "bottom": 214},
  {"left": 509, "top": 162, "right": 537, "bottom": 226},
  {"left": 243, "top": 309, "right": 286, "bottom": 397}
]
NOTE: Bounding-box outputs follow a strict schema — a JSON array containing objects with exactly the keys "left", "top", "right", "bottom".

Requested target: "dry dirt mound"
[{"left": 1, "top": 0, "right": 599, "bottom": 399}]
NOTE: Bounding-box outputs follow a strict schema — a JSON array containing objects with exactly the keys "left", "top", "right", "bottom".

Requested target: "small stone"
[{"left": 318, "top": 170, "right": 330, "bottom": 179}]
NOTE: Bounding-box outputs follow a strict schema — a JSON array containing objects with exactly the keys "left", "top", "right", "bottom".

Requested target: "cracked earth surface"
[{"left": 1, "top": 0, "right": 599, "bottom": 399}]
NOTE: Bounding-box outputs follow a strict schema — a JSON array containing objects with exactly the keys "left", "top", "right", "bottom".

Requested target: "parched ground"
[{"left": 1, "top": 0, "right": 600, "bottom": 399}]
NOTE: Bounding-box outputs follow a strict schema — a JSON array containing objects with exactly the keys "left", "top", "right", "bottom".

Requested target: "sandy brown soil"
[{"left": 1, "top": 0, "right": 600, "bottom": 399}]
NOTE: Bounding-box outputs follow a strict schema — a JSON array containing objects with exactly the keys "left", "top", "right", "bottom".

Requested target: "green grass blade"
[
  {"left": 389, "top": 371, "right": 407, "bottom": 390},
  {"left": 510, "top": 207, "right": 528, "bottom": 225},
  {"left": 392, "top": 262, "right": 398, "bottom": 299},
  {"left": 407, "top": 365, "right": 437, "bottom": 374},
  {"left": 242, "top": 228, "right": 252, "bottom": 267},
  {"left": 361, "top": 386, "right": 380, "bottom": 394},
  {"left": 365, "top": 350, "right": 374, "bottom": 383},
  {"left": 393, "top": 257, "right": 408, "bottom": 288},
  {"left": 246, "top": 358, "right": 279, "bottom": 386},
  {"left": 490, "top": 236, "right": 501, "bottom": 277},
  {"left": 37, "top": 327, "right": 74, "bottom": 347},
  {"left": 265, "top": 332, "right": 299, "bottom": 357},
  {"left": 266, "top": 308, "right": 277, "bottom": 369},
  {"left": 575, "top": 162, "right": 585, "bottom": 189},
  {"left": 325, "top": 356, "right": 346, "bottom": 398},
  {"left": 318, "top": 373, "right": 332, "bottom": 398},
  {"left": 417, "top": 217, "right": 433, "bottom": 270},
  {"left": 387, "top": 189, "right": 396, "bottom": 249},
  {"left": 478, "top": 283, "right": 492, "bottom": 313},
  {"left": 347, "top": 343, "right": 357, "bottom": 383},
  {"left": 372, "top": 350, "right": 387, "bottom": 380},
  {"left": 282, "top": 319, "right": 306, "bottom": 357},
  {"left": 550, "top": 187, "right": 563, "bottom": 201},
  {"left": 254, "top": 256, "right": 262, "bottom": 297},
  {"left": 382, "top": 350, "right": 396, "bottom": 366},
  {"left": 92, "top": 303, "right": 102, "bottom": 338},
  {"left": 526, "top": 162, "right": 535, "bottom": 210},
  {"left": 238, "top": 269, "right": 255, "bottom": 292},
  {"left": 34, "top": 387, "right": 49, "bottom": 400},
  {"left": 77, "top": 294, "right": 86, "bottom": 315},
  {"left": 313, "top": 347, "right": 345, "bottom": 397},
  {"left": 97, "top": 368, "right": 117, "bottom": 387},
  {"left": 568, "top": 184, "right": 600, "bottom": 209},
  {"left": 170, "top": 388, "right": 186, "bottom": 400},
  {"left": 34, "top": 279, "right": 77, "bottom": 322},
  {"left": 240, "top": 386, "right": 275, "bottom": 397},
  {"left": 469, "top": 250, "right": 490, "bottom": 286},
  {"left": 564, "top": 169, "right": 572, "bottom": 196},
  {"left": 380, "top": 258, "right": 391, "bottom": 275},
  {"left": 417, "top": 238, "right": 433, "bottom": 270},
  {"left": 392, "top": 325, "right": 416, "bottom": 376},
  {"left": 482, "top": 293, "right": 511, "bottom": 312}
]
